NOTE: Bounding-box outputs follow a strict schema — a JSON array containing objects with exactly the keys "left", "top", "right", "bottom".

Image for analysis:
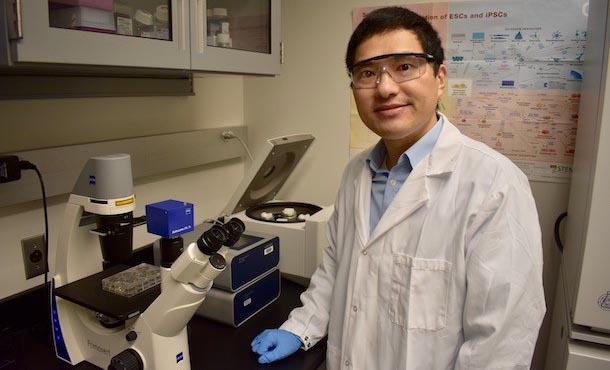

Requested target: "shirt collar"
[
  {"left": 366, "top": 115, "right": 444, "bottom": 174},
  {"left": 366, "top": 140, "right": 388, "bottom": 174}
]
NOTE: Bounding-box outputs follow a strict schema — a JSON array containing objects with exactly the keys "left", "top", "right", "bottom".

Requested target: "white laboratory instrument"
[
  {"left": 222, "top": 134, "right": 333, "bottom": 285},
  {"left": 545, "top": 1, "right": 610, "bottom": 368},
  {"left": 51, "top": 154, "right": 238, "bottom": 370}
]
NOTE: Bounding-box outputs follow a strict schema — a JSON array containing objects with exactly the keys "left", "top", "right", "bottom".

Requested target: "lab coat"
[{"left": 280, "top": 117, "right": 545, "bottom": 370}]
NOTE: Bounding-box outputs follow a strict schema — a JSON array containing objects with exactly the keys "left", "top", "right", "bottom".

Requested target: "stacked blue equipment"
[{"left": 184, "top": 223, "right": 281, "bottom": 327}]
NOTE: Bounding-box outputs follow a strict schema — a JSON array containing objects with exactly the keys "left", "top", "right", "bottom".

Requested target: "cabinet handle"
[{"left": 7, "top": 0, "right": 23, "bottom": 40}]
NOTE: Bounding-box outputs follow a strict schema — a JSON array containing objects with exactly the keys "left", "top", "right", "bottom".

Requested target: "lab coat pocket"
[{"left": 390, "top": 254, "right": 452, "bottom": 330}]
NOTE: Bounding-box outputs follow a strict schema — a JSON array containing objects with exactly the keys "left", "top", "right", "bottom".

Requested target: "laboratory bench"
[{"left": 0, "top": 277, "right": 326, "bottom": 370}]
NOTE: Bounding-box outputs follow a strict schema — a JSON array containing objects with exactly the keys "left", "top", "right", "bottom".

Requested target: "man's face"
[{"left": 351, "top": 29, "right": 447, "bottom": 147}]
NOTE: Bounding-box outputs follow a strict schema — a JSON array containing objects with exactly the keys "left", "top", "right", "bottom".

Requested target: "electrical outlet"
[{"left": 21, "top": 234, "right": 47, "bottom": 279}]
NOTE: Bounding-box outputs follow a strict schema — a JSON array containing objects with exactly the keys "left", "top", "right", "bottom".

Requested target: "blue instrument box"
[
  {"left": 197, "top": 268, "right": 281, "bottom": 327},
  {"left": 182, "top": 224, "right": 279, "bottom": 292},
  {"left": 216, "top": 232, "right": 279, "bottom": 292},
  {"left": 146, "top": 200, "right": 194, "bottom": 238}
]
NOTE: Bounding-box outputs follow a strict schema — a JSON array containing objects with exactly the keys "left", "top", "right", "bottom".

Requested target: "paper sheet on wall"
[{"left": 350, "top": 0, "right": 588, "bottom": 182}]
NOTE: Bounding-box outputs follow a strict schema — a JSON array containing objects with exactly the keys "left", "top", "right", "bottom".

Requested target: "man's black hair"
[{"left": 345, "top": 7, "right": 445, "bottom": 75}]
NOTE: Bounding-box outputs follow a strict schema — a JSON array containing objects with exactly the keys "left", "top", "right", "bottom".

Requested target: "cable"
[
  {"left": 221, "top": 131, "right": 254, "bottom": 162},
  {"left": 19, "top": 161, "right": 51, "bottom": 330},
  {"left": 235, "top": 136, "right": 254, "bottom": 162},
  {"left": 203, "top": 218, "right": 225, "bottom": 227},
  {"left": 554, "top": 211, "right": 567, "bottom": 253}
]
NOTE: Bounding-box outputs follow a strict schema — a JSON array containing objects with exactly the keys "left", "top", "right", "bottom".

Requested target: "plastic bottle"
[
  {"left": 206, "top": 9, "right": 218, "bottom": 46},
  {"left": 153, "top": 5, "right": 169, "bottom": 40},
  {"left": 207, "top": 8, "right": 229, "bottom": 47},
  {"left": 217, "top": 32, "right": 231, "bottom": 48},
  {"left": 133, "top": 9, "right": 154, "bottom": 38}
]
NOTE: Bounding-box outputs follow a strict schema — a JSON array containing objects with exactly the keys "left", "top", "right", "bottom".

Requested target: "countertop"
[
  {"left": 0, "top": 277, "right": 326, "bottom": 370},
  {"left": 189, "top": 277, "right": 326, "bottom": 370}
]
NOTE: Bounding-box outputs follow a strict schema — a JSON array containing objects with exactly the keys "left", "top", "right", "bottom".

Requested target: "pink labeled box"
[{"left": 49, "top": 0, "right": 114, "bottom": 11}]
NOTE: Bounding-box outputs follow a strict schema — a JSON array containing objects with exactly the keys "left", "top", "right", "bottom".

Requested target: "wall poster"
[{"left": 350, "top": 0, "right": 589, "bottom": 182}]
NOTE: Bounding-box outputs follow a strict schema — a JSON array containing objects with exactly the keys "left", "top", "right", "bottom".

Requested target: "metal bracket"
[{"left": 280, "top": 42, "right": 285, "bottom": 64}]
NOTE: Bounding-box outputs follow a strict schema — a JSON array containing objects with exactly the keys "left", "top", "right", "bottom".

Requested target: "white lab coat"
[{"left": 280, "top": 117, "right": 545, "bottom": 370}]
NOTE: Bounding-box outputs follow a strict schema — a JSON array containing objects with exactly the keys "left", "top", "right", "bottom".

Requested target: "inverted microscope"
[{"left": 51, "top": 153, "right": 244, "bottom": 370}]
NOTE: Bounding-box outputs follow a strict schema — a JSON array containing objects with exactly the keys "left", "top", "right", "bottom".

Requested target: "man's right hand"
[{"left": 251, "top": 329, "right": 302, "bottom": 364}]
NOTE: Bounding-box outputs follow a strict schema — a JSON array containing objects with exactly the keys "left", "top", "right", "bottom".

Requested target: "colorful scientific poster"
[{"left": 350, "top": 0, "right": 589, "bottom": 182}]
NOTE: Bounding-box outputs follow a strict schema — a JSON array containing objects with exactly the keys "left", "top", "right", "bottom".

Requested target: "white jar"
[
  {"left": 133, "top": 9, "right": 154, "bottom": 38},
  {"left": 207, "top": 8, "right": 228, "bottom": 40},
  {"left": 217, "top": 32, "right": 231, "bottom": 48},
  {"left": 220, "top": 21, "right": 229, "bottom": 35},
  {"left": 153, "top": 5, "right": 169, "bottom": 40}
]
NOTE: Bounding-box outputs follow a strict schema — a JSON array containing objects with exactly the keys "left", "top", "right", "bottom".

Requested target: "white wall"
[
  {"left": 244, "top": 1, "right": 569, "bottom": 369},
  {"left": 0, "top": 74, "right": 247, "bottom": 300}
]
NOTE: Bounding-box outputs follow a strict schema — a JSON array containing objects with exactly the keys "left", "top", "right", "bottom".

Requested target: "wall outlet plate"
[{"left": 21, "top": 234, "right": 47, "bottom": 279}]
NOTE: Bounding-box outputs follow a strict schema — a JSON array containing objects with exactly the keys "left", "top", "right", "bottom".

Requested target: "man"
[{"left": 251, "top": 6, "right": 545, "bottom": 370}]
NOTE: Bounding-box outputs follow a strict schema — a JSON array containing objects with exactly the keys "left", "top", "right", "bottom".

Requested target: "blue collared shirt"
[{"left": 366, "top": 116, "right": 444, "bottom": 234}]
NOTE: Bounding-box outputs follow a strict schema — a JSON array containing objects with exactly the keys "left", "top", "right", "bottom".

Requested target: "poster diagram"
[{"left": 351, "top": 0, "right": 588, "bottom": 182}]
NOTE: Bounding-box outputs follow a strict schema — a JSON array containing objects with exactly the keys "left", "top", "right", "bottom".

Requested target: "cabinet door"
[
  {"left": 9, "top": 0, "right": 190, "bottom": 69},
  {"left": 190, "top": 0, "right": 280, "bottom": 75}
]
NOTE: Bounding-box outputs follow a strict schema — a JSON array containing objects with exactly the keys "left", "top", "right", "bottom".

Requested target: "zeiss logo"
[{"left": 176, "top": 352, "right": 184, "bottom": 363}]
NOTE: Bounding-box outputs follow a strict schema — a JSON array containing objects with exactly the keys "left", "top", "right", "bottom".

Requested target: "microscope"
[{"left": 51, "top": 154, "right": 244, "bottom": 370}]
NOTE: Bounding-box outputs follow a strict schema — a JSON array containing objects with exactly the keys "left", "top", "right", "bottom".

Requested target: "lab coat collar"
[
  {"left": 412, "top": 113, "right": 463, "bottom": 179},
  {"left": 355, "top": 114, "right": 465, "bottom": 247}
]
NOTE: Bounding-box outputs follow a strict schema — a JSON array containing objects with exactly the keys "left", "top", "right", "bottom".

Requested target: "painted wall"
[
  {"left": 0, "top": 74, "right": 247, "bottom": 300},
  {"left": 244, "top": 1, "right": 568, "bottom": 369}
]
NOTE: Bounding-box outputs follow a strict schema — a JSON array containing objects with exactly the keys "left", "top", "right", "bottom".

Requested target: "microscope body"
[
  {"left": 53, "top": 190, "right": 142, "bottom": 368},
  {"left": 52, "top": 154, "right": 236, "bottom": 370}
]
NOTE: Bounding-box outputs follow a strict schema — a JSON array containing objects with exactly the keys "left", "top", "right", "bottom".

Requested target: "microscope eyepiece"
[
  {"left": 197, "top": 225, "right": 227, "bottom": 255},
  {"left": 222, "top": 217, "right": 246, "bottom": 247}
]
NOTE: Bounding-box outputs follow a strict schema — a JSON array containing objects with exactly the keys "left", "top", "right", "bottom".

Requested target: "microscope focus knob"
[
  {"left": 108, "top": 348, "right": 143, "bottom": 370},
  {"left": 125, "top": 331, "right": 138, "bottom": 342}
]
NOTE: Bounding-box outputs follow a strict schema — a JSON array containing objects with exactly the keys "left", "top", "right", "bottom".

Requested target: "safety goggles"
[{"left": 349, "top": 52, "right": 436, "bottom": 89}]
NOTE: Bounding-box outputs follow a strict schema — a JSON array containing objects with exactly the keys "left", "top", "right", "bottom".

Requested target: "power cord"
[
  {"left": 0, "top": 156, "right": 50, "bottom": 333},
  {"left": 221, "top": 131, "right": 254, "bottom": 162},
  {"left": 19, "top": 160, "right": 49, "bottom": 295}
]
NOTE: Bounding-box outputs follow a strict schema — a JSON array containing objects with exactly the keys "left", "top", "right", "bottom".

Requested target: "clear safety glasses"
[{"left": 349, "top": 52, "right": 436, "bottom": 89}]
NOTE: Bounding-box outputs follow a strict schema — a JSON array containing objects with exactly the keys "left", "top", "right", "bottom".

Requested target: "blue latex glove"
[{"left": 251, "top": 329, "right": 302, "bottom": 364}]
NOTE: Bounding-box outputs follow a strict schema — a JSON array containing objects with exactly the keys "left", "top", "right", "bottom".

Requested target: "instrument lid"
[{"left": 222, "top": 134, "right": 315, "bottom": 216}]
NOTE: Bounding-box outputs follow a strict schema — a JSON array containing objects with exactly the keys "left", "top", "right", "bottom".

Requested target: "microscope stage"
[{"left": 54, "top": 264, "right": 161, "bottom": 321}]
